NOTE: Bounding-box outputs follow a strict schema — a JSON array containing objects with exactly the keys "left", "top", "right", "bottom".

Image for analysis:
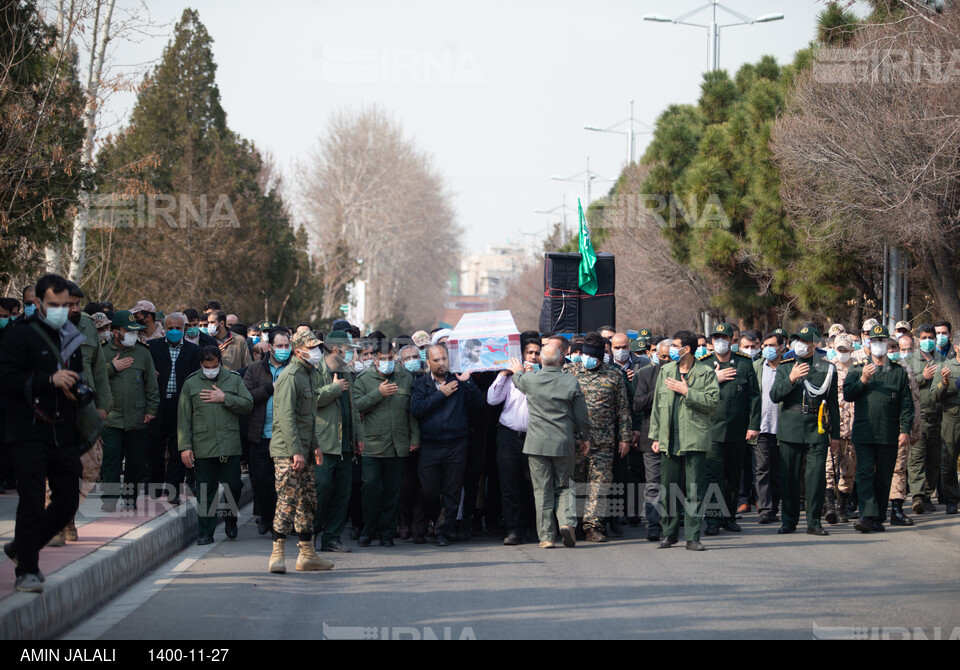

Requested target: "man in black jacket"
[
  {"left": 633, "top": 339, "right": 671, "bottom": 542},
  {"left": 147, "top": 312, "right": 201, "bottom": 505},
  {"left": 410, "top": 344, "right": 482, "bottom": 546},
  {"left": 0, "top": 274, "right": 85, "bottom": 593}
]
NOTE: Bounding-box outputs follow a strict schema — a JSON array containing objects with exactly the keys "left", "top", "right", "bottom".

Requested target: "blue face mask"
[
  {"left": 25, "top": 304, "right": 37, "bottom": 318},
  {"left": 888, "top": 352, "right": 901, "bottom": 362},
  {"left": 899, "top": 351, "right": 911, "bottom": 361},
  {"left": 669, "top": 346, "right": 681, "bottom": 362},
  {"left": 570, "top": 354, "right": 582, "bottom": 364},
  {"left": 404, "top": 359, "right": 421, "bottom": 374},
  {"left": 651, "top": 355, "right": 660, "bottom": 366},
  {"left": 937, "top": 334, "right": 950, "bottom": 349},
  {"left": 920, "top": 339, "right": 936, "bottom": 353},
  {"left": 273, "top": 348, "right": 291, "bottom": 363},
  {"left": 186, "top": 326, "right": 200, "bottom": 339},
  {"left": 582, "top": 355, "right": 600, "bottom": 370},
  {"left": 166, "top": 329, "right": 184, "bottom": 345},
  {"left": 853, "top": 342, "right": 862, "bottom": 351},
  {"left": 529, "top": 363, "right": 541, "bottom": 371},
  {"left": 695, "top": 346, "right": 708, "bottom": 358},
  {"left": 250, "top": 336, "right": 261, "bottom": 346},
  {"left": 0, "top": 317, "right": 9, "bottom": 329},
  {"left": 731, "top": 344, "right": 739, "bottom": 353},
  {"left": 825, "top": 349, "right": 836, "bottom": 361},
  {"left": 419, "top": 349, "right": 427, "bottom": 363},
  {"left": 763, "top": 346, "right": 779, "bottom": 361},
  {"left": 378, "top": 360, "right": 395, "bottom": 375},
  {"left": 343, "top": 350, "right": 354, "bottom": 364},
  {"left": 41, "top": 306, "right": 69, "bottom": 330}
]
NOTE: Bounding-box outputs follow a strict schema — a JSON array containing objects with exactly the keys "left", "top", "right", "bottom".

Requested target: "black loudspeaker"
[{"left": 538, "top": 252, "right": 615, "bottom": 333}]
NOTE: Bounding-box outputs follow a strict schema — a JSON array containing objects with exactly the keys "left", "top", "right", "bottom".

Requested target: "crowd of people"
[{"left": 1, "top": 273, "right": 958, "bottom": 592}]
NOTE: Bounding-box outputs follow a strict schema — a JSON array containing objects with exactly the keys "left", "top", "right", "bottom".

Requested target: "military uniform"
[
  {"left": 842, "top": 325, "right": 915, "bottom": 530},
  {"left": 888, "top": 357, "right": 922, "bottom": 523},
  {"left": 903, "top": 347, "right": 946, "bottom": 511},
  {"left": 648, "top": 357, "right": 720, "bottom": 544},
  {"left": 699, "top": 324, "right": 760, "bottom": 532},
  {"left": 101, "top": 312, "right": 159, "bottom": 508},
  {"left": 825, "top": 354, "right": 857, "bottom": 520},
  {"left": 934, "top": 352, "right": 960, "bottom": 513},
  {"left": 564, "top": 361, "right": 632, "bottom": 537},
  {"left": 353, "top": 362, "right": 419, "bottom": 544},
  {"left": 769, "top": 327, "right": 840, "bottom": 533},
  {"left": 177, "top": 367, "right": 253, "bottom": 538}
]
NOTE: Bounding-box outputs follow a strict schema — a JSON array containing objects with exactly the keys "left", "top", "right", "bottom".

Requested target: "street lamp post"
[
  {"left": 643, "top": 2, "right": 784, "bottom": 71},
  {"left": 584, "top": 100, "right": 654, "bottom": 165},
  {"left": 535, "top": 193, "right": 576, "bottom": 245},
  {"left": 551, "top": 157, "right": 614, "bottom": 208}
]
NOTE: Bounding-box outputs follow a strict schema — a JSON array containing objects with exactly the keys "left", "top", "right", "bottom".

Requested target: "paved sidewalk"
[{"left": 0, "top": 479, "right": 252, "bottom": 640}]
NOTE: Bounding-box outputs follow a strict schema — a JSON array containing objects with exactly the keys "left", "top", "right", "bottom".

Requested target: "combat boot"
[
  {"left": 269, "top": 538, "right": 287, "bottom": 574},
  {"left": 296, "top": 541, "right": 335, "bottom": 571},
  {"left": 824, "top": 489, "right": 838, "bottom": 525},
  {"left": 890, "top": 500, "right": 913, "bottom": 526},
  {"left": 65, "top": 518, "right": 79, "bottom": 541},
  {"left": 837, "top": 492, "right": 850, "bottom": 523}
]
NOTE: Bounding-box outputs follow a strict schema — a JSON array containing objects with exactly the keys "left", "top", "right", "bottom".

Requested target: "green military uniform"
[
  {"left": 842, "top": 324, "right": 915, "bottom": 529},
  {"left": 933, "top": 349, "right": 960, "bottom": 513},
  {"left": 699, "top": 324, "right": 761, "bottom": 531},
  {"left": 101, "top": 311, "right": 159, "bottom": 507},
  {"left": 353, "top": 362, "right": 419, "bottom": 544},
  {"left": 270, "top": 352, "right": 321, "bottom": 537},
  {"left": 78, "top": 312, "right": 112, "bottom": 413},
  {"left": 514, "top": 366, "right": 591, "bottom": 544},
  {"left": 648, "top": 357, "right": 720, "bottom": 543},
  {"left": 613, "top": 363, "right": 643, "bottom": 528},
  {"left": 177, "top": 367, "right": 253, "bottom": 536},
  {"left": 564, "top": 360, "right": 632, "bottom": 536},
  {"left": 903, "top": 346, "right": 945, "bottom": 510},
  {"left": 769, "top": 327, "right": 841, "bottom": 533},
  {"left": 313, "top": 345, "right": 364, "bottom": 548}
]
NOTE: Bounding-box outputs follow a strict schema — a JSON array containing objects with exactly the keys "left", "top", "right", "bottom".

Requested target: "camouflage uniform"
[
  {"left": 826, "top": 359, "right": 857, "bottom": 495},
  {"left": 889, "top": 360, "right": 922, "bottom": 501},
  {"left": 564, "top": 361, "right": 632, "bottom": 532},
  {"left": 274, "top": 457, "right": 317, "bottom": 535}
]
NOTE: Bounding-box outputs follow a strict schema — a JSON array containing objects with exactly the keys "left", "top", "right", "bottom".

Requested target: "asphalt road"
[{"left": 61, "top": 504, "right": 960, "bottom": 640}]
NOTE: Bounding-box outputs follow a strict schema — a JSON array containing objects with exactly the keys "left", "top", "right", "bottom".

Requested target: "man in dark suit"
[
  {"left": 147, "top": 312, "right": 201, "bottom": 504},
  {"left": 633, "top": 339, "right": 670, "bottom": 541}
]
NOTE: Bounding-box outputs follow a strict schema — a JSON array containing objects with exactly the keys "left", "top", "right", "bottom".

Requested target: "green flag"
[{"left": 577, "top": 198, "right": 597, "bottom": 295}]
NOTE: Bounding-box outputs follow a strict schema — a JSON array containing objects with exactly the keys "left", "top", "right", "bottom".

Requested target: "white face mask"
[
  {"left": 202, "top": 366, "right": 220, "bottom": 379},
  {"left": 836, "top": 351, "right": 852, "bottom": 364},
  {"left": 207, "top": 324, "right": 219, "bottom": 337},
  {"left": 793, "top": 341, "right": 812, "bottom": 358},
  {"left": 713, "top": 339, "right": 731, "bottom": 356},
  {"left": 306, "top": 348, "right": 323, "bottom": 367},
  {"left": 870, "top": 341, "right": 889, "bottom": 358},
  {"left": 741, "top": 347, "right": 758, "bottom": 358},
  {"left": 613, "top": 349, "right": 630, "bottom": 364},
  {"left": 99, "top": 331, "right": 113, "bottom": 343},
  {"left": 122, "top": 331, "right": 138, "bottom": 348}
]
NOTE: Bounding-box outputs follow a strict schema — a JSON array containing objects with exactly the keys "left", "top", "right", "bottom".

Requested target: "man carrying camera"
[{"left": 0, "top": 274, "right": 86, "bottom": 593}]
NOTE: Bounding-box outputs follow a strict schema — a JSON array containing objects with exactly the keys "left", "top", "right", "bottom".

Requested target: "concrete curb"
[{"left": 0, "top": 476, "right": 253, "bottom": 640}]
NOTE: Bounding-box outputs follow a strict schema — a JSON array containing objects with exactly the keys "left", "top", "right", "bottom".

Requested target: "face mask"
[
  {"left": 306, "top": 348, "right": 323, "bottom": 367},
  {"left": 713, "top": 339, "right": 730, "bottom": 356},
  {"left": 273, "top": 347, "right": 291, "bottom": 363},
  {"left": 695, "top": 346, "right": 708, "bottom": 358},
  {"left": 937, "top": 334, "right": 950, "bottom": 348},
  {"left": 920, "top": 339, "right": 936, "bottom": 353},
  {"left": 404, "top": 359, "right": 421, "bottom": 374},
  {"left": 762, "top": 346, "right": 779, "bottom": 362},
  {"left": 186, "top": 326, "right": 200, "bottom": 339},
  {"left": 603, "top": 353, "right": 611, "bottom": 364},
  {"left": 888, "top": 352, "right": 900, "bottom": 362},
  {"left": 99, "top": 330, "right": 112, "bottom": 343},
  {"left": 651, "top": 356, "right": 660, "bottom": 366},
  {"left": 582, "top": 355, "right": 600, "bottom": 370},
  {"left": 353, "top": 360, "right": 365, "bottom": 373},
  {"left": 837, "top": 351, "right": 852, "bottom": 364},
  {"left": 166, "top": 329, "right": 184, "bottom": 345},
  {"left": 669, "top": 346, "right": 681, "bottom": 362},
  {"left": 378, "top": 360, "right": 395, "bottom": 375},
  {"left": 793, "top": 341, "right": 812, "bottom": 358},
  {"left": 862, "top": 337, "right": 871, "bottom": 348},
  {"left": 826, "top": 349, "right": 837, "bottom": 361},
  {"left": 122, "top": 331, "right": 138, "bottom": 348},
  {"left": 41, "top": 306, "right": 69, "bottom": 330},
  {"left": 870, "top": 341, "right": 888, "bottom": 358},
  {"left": 570, "top": 354, "right": 582, "bottom": 364},
  {"left": 363, "top": 359, "right": 375, "bottom": 370},
  {"left": 24, "top": 304, "right": 37, "bottom": 318},
  {"left": 613, "top": 350, "right": 630, "bottom": 364},
  {"left": 202, "top": 366, "right": 220, "bottom": 380},
  {"left": 853, "top": 342, "right": 862, "bottom": 351},
  {"left": 418, "top": 349, "right": 427, "bottom": 363},
  {"left": 899, "top": 351, "right": 911, "bottom": 361},
  {"left": 250, "top": 336, "right": 261, "bottom": 346},
  {"left": 207, "top": 324, "right": 219, "bottom": 337},
  {"left": 742, "top": 347, "right": 758, "bottom": 358},
  {"left": 0, "top": 317, "right": 8, "bottom": 329},
  {"left": 528, "top": 363, "right": 541, "bottom": 371},
  {"left": 731, "top": 344, "right": 739, "bottom": 353},
  {"left": 344, "top": 350, "right": 355, "bottom": 364}
]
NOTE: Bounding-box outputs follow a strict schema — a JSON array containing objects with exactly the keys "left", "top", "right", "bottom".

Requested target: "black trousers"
[
  {"left": 462, "top": 427, "right": 486, "bottom": 529},
  {"left": 400, "top": 450, "right": 427, "bottom": 535},
  {"left": 248, "top": 438, "right": 277, "bottom": 526},
  {"left": 754, "top": 433, "right": 781, "bottom": 516},
  {"left": 13, "top": 440, "right": 81, "bottom": 575},
  {"left": 418, "top": 438, "right": 468, "bottom": 539},
  {"left": 146, "top": 396, "right": 185, "bottom": 497},
  {"left": 496, "top": 425, "right": 534, "bottom": 533}
]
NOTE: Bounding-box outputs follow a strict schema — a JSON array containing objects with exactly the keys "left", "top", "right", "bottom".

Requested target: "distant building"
[{"left": 440, "top": 245, "right": 533, "bottom": 327}]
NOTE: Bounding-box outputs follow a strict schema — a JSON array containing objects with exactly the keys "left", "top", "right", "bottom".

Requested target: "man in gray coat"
[{"left": 511, "top": 344, "right": 591, "bottom": 548}]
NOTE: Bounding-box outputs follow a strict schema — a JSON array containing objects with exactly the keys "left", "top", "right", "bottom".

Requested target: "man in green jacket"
[
  {"left": 313, "top": 330, "right": 364, "bottom": 552},
  {"left": 903, "top": 324, "right": 945, "bottom": 514},
  {"left": 843, "top": 324, "right": 915, "bottom": 532},
  {"left": 932, "top": 331, "right": 960, "bottom": 515},
  {"left": 268, "top": 330, "right": 333, "bottom": 573},
  {"left": 649, "top": 330, "right": 720, "bottom": 551},
  {"left": 101, "top": 310, "right": 159, "bottom": 512},
  {"left": 353, "top": 339, "right": 419, "bottom": 547},
  {"left": 512, "top": 345, "right": 591, "bottom": 548},
  {"left": 178, "top": 346, "right": 253, "bottom": 545},
  {"left": 770, "top": 326, "right": 841, "bottom": 535}
]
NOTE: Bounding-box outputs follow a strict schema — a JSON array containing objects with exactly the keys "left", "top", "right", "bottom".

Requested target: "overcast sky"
[{"left": 101, "top": 1, "right": 868, "bottom": 257}]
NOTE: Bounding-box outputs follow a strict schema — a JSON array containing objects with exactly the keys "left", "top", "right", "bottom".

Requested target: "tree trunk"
[{"left": 920, "top": 246, "right": 960, "bottom": 330}]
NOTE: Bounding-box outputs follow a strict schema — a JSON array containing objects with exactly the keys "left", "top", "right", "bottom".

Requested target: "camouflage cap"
[
  {"left": 833, "top": 334, "right": 857, "bottom": 351},
  {"left": 412, "top": 330, "right": 431, "bottom": 348},
  {"left": 290, "top": 330, "right": 321, "bottom": 350},
  {"left": 895, "top": 320, "right": 911, "bottom": 332},
  {"left": 130, "top": 300, "right": 156, "bottom": 315},
  {"left": 862, "top": 318, "right": 880, "bottom": 333},
  {"left": 112, "top": 310, "right": 144, "bottom": 331},
  {"left": 91, "top": 312, "right": 110, "bottom": 329},
  {"left": 827, "top": 323, "right": 846, "bottom": 337}
]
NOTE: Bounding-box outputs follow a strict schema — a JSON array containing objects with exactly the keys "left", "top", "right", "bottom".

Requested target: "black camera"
[{"left": 73, "top": 376, "right": 96, "bottom": 407}]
